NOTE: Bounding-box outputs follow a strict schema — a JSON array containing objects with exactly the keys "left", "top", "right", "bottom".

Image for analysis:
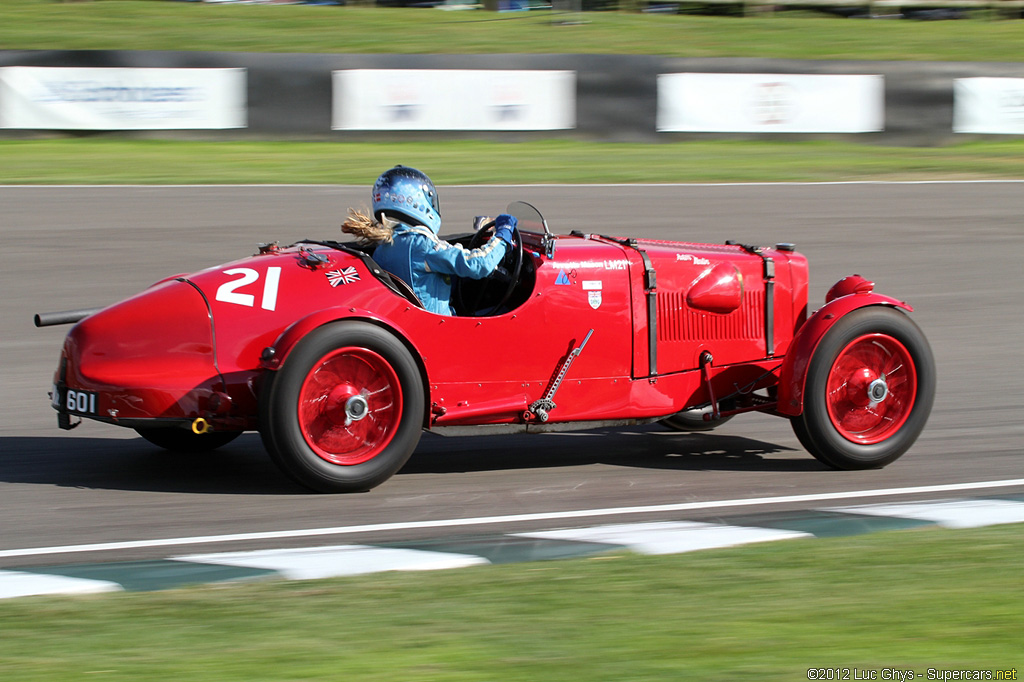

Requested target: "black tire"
[
  {"left": 660, "top": 406, "right": 734, "bottom": 433},
  {"left": 136, "top": 427, "right": 241, "bottom": 453},
  {"left": 259, "top": 321, "right": 424, "bottom": 493},
  {"left": 791, "top": 306, "right": 935, "bottom": 470}
]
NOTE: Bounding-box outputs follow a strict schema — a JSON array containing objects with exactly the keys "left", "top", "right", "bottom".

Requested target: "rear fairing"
[
  {"left": 52, "top": 245, "right": 392, "bottom": 429},
  {"left": 52, "top": 277, "right": 222, "bottom": 427}
]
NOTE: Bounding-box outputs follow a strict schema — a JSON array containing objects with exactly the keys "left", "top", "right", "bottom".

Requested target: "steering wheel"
[{"left": 455, "top": 220, "right": 523, "bottom": 317}]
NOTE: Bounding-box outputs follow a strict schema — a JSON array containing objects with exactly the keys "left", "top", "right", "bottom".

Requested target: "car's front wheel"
[
  {"left": 792, "top": 306, "right": 935, "bottom": 470},
  {"left": 259, "top": 321, "right": 424, "bottom": 493}
]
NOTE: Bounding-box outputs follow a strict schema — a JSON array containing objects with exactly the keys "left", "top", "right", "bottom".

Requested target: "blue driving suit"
[{"left": 373, "top": 221, "right": 509, "bottom": 316}]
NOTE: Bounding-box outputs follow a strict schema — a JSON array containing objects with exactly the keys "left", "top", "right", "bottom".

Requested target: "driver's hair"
[{"left": 341, "top": 207, "right": 397, "bottom": 246}]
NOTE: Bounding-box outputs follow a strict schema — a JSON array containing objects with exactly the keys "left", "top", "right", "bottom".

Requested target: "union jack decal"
[{"left": 326, "top": 266, "right": 360, "bottom": 287}]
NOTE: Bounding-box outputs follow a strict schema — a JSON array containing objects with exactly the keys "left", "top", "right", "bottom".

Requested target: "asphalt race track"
[{"left": 2, "top": 182, "right": 1023, "bottom": 570}]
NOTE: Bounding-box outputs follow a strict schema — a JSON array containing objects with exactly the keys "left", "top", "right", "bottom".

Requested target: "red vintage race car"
[{"left": 38, "top": 201, "right": 935, "bottom": 493}]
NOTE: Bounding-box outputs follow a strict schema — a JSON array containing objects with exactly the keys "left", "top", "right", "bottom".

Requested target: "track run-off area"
[{"left": 2, "top": 182, "right": 1022, "bottom": 582}]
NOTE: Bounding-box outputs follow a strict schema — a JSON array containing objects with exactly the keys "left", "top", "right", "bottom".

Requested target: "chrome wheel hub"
[
  {"left": 344, "top": 393, "right": 369, "bottom": 425},
  {"left": 867, "top": 376, "right": 889, "bottom": 404}
]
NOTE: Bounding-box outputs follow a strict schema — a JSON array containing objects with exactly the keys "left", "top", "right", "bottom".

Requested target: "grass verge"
[
  {"left": 3, "top": 138, "right": 1024, "bottom": 184},
  {"left": 0, "top": 524, "right": 1021, "bottom": 681},
  {"left": 2, "top": 2, "right": 1024, "bottom": 61},
  {"left": 4, "top": 2, "right": 1024, "bottom": 184}
]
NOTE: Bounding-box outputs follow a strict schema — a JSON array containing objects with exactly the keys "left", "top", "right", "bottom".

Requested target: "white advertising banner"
[
  {"left": 332, "top": 69, "right": 575, "bottom": 131},
  {"left": 0, "top": 67, "right": 246, "bottom": 130},
  {"left": 954, "top": 77, "right": 1024, "bottom": 135},
  {"left": 657, "top": 73, "right": 884, "bottom": 134}
]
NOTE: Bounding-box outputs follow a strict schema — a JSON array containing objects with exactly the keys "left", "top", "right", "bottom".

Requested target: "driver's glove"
[{"left": 494, "top": 214, "right": 518, "bottom": 246}]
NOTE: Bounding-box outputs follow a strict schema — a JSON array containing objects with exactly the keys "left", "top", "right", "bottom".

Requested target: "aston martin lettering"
[
  {"left": 215, "top": 267, "right": 282, "bottom": 311},
  {"left": 676, "top": 254, "right": 710, "bottom": 265}
]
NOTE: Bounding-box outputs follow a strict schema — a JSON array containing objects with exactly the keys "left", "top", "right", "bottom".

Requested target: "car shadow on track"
[
  {"left": 0, "top": 426, "right": 822, "bottom": 494},
  {"left": 401, "top": 424, "right": 821, "bottom": 475},
  {"left": 0, "top": 434, "right": 305, "bottom": 495}
]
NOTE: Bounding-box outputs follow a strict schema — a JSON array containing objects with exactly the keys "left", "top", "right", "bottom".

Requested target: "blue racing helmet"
[{"left": 372, "top": 166, "right": 441, "bottom": 234}]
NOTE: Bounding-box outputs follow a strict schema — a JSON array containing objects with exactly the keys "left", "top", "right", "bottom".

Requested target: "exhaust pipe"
[{"left": 34, "top": 308, "right": 102, "bottom": 328}]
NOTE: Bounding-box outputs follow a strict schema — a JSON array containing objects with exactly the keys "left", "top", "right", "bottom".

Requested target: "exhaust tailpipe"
[{"left": 34, "top": 308, "right": 102, "bottom": 328}]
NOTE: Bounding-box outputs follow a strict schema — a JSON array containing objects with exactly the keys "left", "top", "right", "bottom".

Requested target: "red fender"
[
  {"left": 259, "top": 307, "right": 433, "bottom": 428},
  {"left": 260, "top": 307, "right": 423, "bottom": 372},
  {"left": 776, "top": 279, "right": 913, "bottom": 417}
]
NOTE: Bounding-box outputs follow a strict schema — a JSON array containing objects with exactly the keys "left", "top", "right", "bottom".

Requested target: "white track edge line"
[{"left": 3, "top": 478, "right": 1023, "bottom": 560}]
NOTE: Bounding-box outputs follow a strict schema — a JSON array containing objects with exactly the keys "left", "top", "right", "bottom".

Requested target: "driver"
[{"left": 342, "top": 165, "right": 517, "bottom": 316}]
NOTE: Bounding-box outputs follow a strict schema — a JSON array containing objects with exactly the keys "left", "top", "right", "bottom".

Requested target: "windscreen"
[{"left": 506, "top": 201, "right": 548, "bottom": 236}]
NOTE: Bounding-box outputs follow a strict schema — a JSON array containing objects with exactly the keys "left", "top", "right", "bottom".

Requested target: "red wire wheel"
[
  {"left": 297, "top": 346, "right": 402, "bottom": 466},
  {"left": 260, "top": 321, "right": 424, "bottom": 493},
  {"left": 825, "top": 333, "right": 917, "bottom": 445},
  {"left": 792, "top": 306, "right": 935, "bottom": 470}
]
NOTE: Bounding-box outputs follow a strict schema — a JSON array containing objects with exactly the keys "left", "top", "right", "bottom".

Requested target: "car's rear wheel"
[
  {"left": 136, "top": 427, "right": 241, "bottom": 453},
  {"left": 259, "top": 321, "right": 424, "bottom": 493},
  {"left": 792, "top": 306, "right": 934, "bottom": 470}
]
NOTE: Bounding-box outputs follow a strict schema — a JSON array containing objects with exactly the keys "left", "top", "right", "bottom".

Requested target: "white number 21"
[{"left": 215, "top": 267, "right": 281, "bottom": 311}]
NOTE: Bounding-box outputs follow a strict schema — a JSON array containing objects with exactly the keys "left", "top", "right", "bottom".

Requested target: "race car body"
[{"left": 42, "top": 202, "right": 934, "bottom": 492}]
